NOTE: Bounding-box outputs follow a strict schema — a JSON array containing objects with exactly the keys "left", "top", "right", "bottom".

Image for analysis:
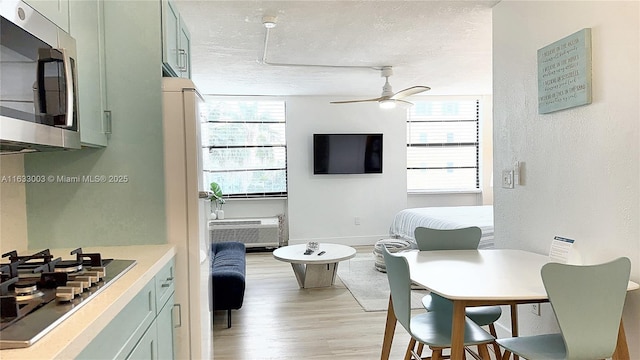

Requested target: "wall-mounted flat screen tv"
[{"left": 313, "top": 133, "right": 383, "bottom": 174}]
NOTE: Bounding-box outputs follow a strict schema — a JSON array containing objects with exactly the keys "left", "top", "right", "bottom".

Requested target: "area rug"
[{"left": 336, "top": 253, "right": 428, "bottom": 312}]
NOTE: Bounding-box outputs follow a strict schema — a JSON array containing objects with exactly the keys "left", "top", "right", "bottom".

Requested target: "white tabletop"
[
  {"left": 273, "top": 243, "right": 356, "bottom": 264},
  {"left": 398, "top": 249, "right": 640, "bottom": 302},
  {"left": 399, "top": 249, "right": 551, "bottom": 302}
]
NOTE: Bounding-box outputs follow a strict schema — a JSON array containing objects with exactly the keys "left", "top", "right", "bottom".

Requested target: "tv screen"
[{"left": 313, "top": 133, "right": 383, "bottom": 174}]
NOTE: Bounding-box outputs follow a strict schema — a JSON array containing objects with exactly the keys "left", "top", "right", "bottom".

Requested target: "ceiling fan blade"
[
  {"left": 396, "top": 99, "right": 414, "bottom": 106},
  {"left": 330, "top": 97, "right": 384, "bottom": 104},
  {"left": 390, "top": 86, "right": 431, "bottom": 100}
]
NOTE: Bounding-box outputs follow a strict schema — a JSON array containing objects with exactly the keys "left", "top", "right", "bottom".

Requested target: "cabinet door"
[
  {"left": 155, "top": 259, "right": 175, "bottom": 310},
  {"left": 69, "top": 0, "right": 109, "bottom": 147},
  {"left": 162, "top": 0, "right": 180, "bottom": 77},
  {"left": 127, "top": 321, "right": 158, "bottom": 360},
  {"left": 76, "top": 281, "right": 157, "bottom": 360},
  {"left": 177, "top": 16, "right": 191, "bottom": 78},
  {"left": 24, "top": 0, "right": 69, "bottom": 32},
  {"left": 156, "top": 294, "right": 175, "bottom": 360}
]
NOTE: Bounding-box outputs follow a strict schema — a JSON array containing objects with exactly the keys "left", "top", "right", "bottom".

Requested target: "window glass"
[
  {"left": 200, "top": 99, "right": 287, "bottom": 197},
  {"left": 407, "top": 99, "right": 479, "bottom": 191}
]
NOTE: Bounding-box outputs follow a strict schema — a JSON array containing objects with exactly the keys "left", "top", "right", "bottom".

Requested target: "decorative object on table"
[
  {"left": 208, "top": 181, "right": 226, "bottom": 219},
  {"left": 305, "top": 241, "right": 319, "bottom": 255},
  {"left": 549, "top": 235, "right": 576, "bottom": 264},
  {"left": 537, "top": 28, "right": 592, "bottom": 114}
]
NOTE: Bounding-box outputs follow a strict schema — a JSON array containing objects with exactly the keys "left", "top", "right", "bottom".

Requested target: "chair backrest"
[
  {"left": 381, "top": 246, "right": 413, "bottom": 331},
  {"left": 541, "top": 257, "right": 631, "bottom": 360},
  {"left": 414, "top": 226, "right": 482, "bottom": 251},
  {"left": 413, "top": 226, "right": 482, "bottom": 311}
]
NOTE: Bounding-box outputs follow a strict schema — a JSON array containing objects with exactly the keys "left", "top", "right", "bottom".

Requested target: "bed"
[{"left": 389, "top": 205, "right": 494, "bottom": 249}]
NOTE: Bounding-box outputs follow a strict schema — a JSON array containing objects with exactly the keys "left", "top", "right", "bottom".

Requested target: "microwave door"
[{"left": 35, "top": 48, "right": 76, "bottom": 130}]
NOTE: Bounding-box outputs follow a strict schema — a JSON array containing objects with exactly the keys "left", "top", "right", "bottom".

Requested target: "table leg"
[
  {"left": 380, "top": 295, "right": 397, "bottom": 360},
  {"left": 509, "top": 304, "right": 519, "bottom": 337},
  {"left": 290, "top": 263, "right": 306, "bottom": 288},
  {"left": 450, "top": 300, "right": 466, "bottom": 360},
  {"left": 510, "top": 304, "right": 519, "bottom": 360},
  {"left": 612, "top": 319, "right": 629, "bottom": 360}
]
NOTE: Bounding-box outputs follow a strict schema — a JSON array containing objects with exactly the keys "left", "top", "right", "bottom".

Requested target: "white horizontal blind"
[
  {"left": 407, "top": 100, "right": 479, "bottom": 191},
  {"left": 200, "top": 99, "right": 287, "bottom": 197}
]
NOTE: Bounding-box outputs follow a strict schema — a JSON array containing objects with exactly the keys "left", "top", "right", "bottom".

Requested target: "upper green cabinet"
[
  {"left": 69, "top": 0, "right": 109, "bottom": 147},
  {"left": 24, "top": 0, "right": 69, "bottom": 32},
  {"left": 162, "top": 0, "right": 191, "bottom": 78}
]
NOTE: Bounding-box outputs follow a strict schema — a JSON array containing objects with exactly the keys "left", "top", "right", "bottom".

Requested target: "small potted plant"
[{"left": 208, "top": 181, "right": 226, "bottom": 219}]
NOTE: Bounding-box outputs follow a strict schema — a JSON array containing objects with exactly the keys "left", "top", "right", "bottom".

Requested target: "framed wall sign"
[{"left": 537, "top": 28, "right": 592, "bottom": 114}]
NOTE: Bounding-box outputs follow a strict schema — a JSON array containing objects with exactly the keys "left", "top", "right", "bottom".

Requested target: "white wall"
[
  {"left": 493, "top": 1, "right": 639, "bottom": 357},
  {"left": 221, "top": 95, "right": 494, "bottom": 245},
  {"left": 286, "top": 97, "right": 407, "bottom": 246}
]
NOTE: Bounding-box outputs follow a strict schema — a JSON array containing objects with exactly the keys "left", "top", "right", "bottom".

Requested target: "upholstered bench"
[{"left": 210, "top": 241, "right": 246, "bottom": 328}]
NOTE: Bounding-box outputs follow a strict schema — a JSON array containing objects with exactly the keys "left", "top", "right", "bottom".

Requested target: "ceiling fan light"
[
  {"left": 262, "top": 15, "right": 277, "bottom": 29},
  {"left": 379, "top": 99, "right": 396, "bottom": 109}
]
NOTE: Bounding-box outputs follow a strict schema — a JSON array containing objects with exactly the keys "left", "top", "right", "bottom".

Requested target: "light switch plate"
[{"left": 502, "top": 170, "right": 514, "bottom": 189}]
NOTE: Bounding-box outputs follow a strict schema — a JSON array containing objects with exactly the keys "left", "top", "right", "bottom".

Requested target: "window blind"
[
  {"left": 201, "top": 99, "right": 287, "bottom": 198},
  {"left": 407, "top": 100, "right": 480, "bottom": 191}
]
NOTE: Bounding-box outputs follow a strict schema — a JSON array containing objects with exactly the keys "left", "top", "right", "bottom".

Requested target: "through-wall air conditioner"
[{"left": 208, "top": 217, "right": 281, "bottom": 248}]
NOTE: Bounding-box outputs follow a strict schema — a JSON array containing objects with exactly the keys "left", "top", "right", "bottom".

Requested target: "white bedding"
[{"left": 389, "top": 205, "right": 494, "bottom": 249}]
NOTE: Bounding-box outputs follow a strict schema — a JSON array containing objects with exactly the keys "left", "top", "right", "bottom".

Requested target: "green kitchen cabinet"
[
  {"left": 156, "top": 293, "right": 176, "bottom": 359},
  {"left": 162, "top": 0, "right": 191, "bottom": 78},
  {"left": 126, "top": 321, "right": 158, "bottom": 360},
  {"left": 76, "top": 258, "right": 176, "bottom": 360},
  {"left": 24, "top": 0, "right": 69, "bottom": 32},
  {"left": 76, "top": 280, "right": 157, "bottom": 359},
  {"left": 69, "top": 0, "right": 109, "bottom": 147}
]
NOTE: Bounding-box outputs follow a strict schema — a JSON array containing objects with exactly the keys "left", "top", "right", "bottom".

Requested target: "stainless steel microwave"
[{"left": 0, "top": 0, "right": 80, "bottom": 154}]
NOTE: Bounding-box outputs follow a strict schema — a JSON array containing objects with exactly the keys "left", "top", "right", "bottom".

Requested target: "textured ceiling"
[{"left": 175, "top": 1, "right": 497, "bottom": 98}]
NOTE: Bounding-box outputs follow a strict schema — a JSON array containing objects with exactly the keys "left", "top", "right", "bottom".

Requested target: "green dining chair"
[
  {"left": 497, "top": 257, "right": 631, "bottom": 360},
  {"left": 381, "top": 246, "right": 495, "bottom": 360},
  {"left": 414, "top": 227, "right": 503, "bottom": 357}
]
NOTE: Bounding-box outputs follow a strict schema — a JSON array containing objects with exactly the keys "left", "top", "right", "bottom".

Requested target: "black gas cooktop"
[{"left": 0, "top": 248, "right": 136, "bottom": 349}]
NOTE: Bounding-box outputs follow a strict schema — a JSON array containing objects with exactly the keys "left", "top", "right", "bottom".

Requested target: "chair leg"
[
  {"left": 501, "top": 350, "right": 512, "bottom": 360},
  {"left": 227, "top": 309, "right": 232, "bottom": 328},
  {"left": 416, "top": 342, "right": 424, "bottom": 358},
  {"left": 489, "top": 324, "right": 502, "bottom": 359},
  {"left": 405, "top": 338, "right": 417, "bottom": 360},
  {"left": 431, "top": 347, "right": 443, "bottom": 360},
  {"left": 477, "top": 344, "right": 491, "bottom": 360}
]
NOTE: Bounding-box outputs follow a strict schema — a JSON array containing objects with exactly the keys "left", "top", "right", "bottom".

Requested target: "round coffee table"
[{"left": 273, "top": 243, "right": 356, "bottom": 288}]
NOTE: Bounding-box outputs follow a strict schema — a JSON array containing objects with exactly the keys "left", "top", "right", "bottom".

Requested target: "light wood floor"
[{"left": 211, "top": 246, "right": 493, "bottom": 360}]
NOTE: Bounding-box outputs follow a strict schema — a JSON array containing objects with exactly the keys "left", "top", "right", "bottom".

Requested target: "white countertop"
[{"left": 1, "top": 244, "right": 176, "bottom": 360}]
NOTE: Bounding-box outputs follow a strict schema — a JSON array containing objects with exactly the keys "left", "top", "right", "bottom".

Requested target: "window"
[
  {"left": 407, "top": 99, "right": 480, "bottom": 191},
  {"left": 200, "top": 99, "right": 287, "bottom": 198}
]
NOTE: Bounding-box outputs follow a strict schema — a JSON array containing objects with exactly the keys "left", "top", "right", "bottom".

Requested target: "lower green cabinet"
[
  {"left": 77, "top": 258, "right": 176, "bottom": 360},
  {"left": 156, "top": 294, "right": 176, "bottom": 359},
  {"left": 127, "top": 321, "right": 158, "bottom": 360}
]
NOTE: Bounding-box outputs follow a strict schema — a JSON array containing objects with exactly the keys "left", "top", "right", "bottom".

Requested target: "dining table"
[{"left": 379, "top": 249, "right": 640, "bottom": 360}]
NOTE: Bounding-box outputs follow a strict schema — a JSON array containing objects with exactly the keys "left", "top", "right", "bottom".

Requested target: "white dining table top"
[{"left": 397, "top": 249, "right": 639, "bottom": 302}]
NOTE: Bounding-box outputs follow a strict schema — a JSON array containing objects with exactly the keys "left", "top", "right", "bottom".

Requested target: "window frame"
[
  {"left": 200, "top": 96, "right": 288, "bottom": 199},
  {"left": 406, "top": 97, "right": 481, "bottom": 193}
]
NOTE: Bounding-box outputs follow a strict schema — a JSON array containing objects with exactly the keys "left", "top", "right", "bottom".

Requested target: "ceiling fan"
[{"left": 330, "top": 67, "right": 430, "bottom": 109}]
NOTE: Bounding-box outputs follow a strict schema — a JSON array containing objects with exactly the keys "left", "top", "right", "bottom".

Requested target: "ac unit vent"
[{"left": 209, "top": 217, "right": 280, "bottom": 248}]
